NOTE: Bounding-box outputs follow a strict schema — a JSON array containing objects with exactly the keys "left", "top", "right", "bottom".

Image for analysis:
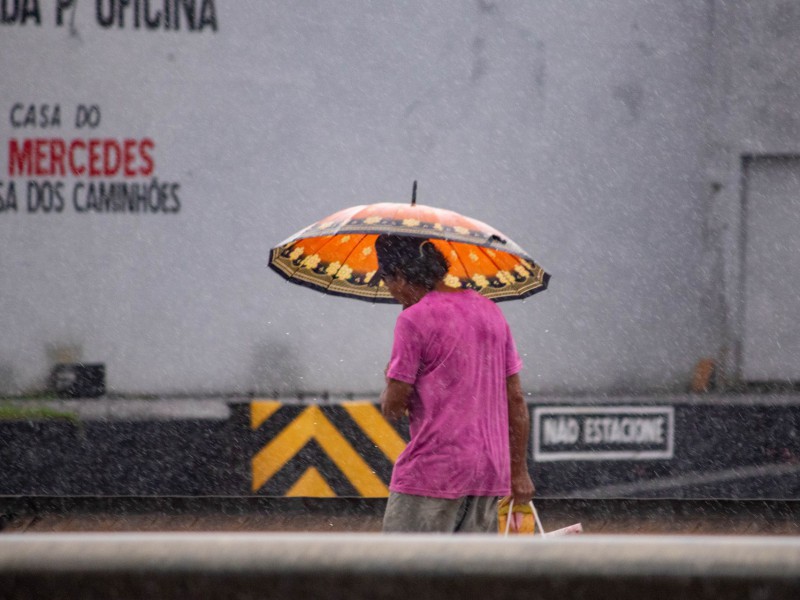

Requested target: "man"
[{"left": 376, "top": 234, "right": 534, "bottom": 533}]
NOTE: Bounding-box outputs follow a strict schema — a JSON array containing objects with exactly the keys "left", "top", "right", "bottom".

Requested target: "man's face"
[{"left": 383, "top": 273, "right": 417, "bottom": 309}]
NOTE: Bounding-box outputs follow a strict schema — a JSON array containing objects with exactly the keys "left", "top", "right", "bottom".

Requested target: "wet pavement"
[{"left": 3, "top": 498, "right": 799, "bottom": 535}]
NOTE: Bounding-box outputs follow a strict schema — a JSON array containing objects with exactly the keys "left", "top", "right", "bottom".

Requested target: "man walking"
[{"left": 376, "top": 234, "right": 534, "bottom": 533}]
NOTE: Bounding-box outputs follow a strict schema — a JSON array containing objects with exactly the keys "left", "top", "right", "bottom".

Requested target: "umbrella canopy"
[{"left": 269, "top": 202, "right": 550, "bottom": 303}]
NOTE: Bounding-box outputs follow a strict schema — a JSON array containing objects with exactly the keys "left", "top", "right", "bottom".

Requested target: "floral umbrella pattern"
[{"left": 269, "top": 203, "right": 550, "bottom": 303}]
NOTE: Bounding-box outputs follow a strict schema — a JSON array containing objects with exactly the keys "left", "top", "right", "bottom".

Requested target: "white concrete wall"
[
  {"left": 0, "top": 1, "right": 780, "bottom": 396},
  {"left": 706, "top": 0, "right": 800, "bottom": 384}
]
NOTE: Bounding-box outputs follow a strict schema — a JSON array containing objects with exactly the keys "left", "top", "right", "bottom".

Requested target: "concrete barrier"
[
  {"left": 2, "top": 533, "right": 800, "bottom": 599},
  {"left": 5, "top": 396, "right": 800, "bottom": 499}
]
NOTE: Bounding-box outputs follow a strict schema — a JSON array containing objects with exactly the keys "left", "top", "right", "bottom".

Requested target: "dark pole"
[{"left": 411, "top": 181, "right": 417, "bottom": 206}]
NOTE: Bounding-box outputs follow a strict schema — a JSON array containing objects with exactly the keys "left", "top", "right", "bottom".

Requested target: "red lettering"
[
  {"left": 103, "top": 140, "right": 121, "bottom": 176},
  {"left": 123, "top": 139, "right": 137, "bottom": 177},
  {"left": 51, "top": 139, "right": 66, "bottom": 177},
  {"left": 34, "top": 139, "right": 49, "bottom": 176},
  {"left": 8, "top": 139, "right": 33, "bottom": 176},
  {"left": 69, "top": 139, "right": 86, "bottom": 176},
  {"left": 7, "top": 137, "right": 156, "bottom": 178},
  {"left": 140, "top": 138, "right": 154, "bottom": 175},
  {"left": 88, "top": 139, "right": 102, "bottom": 177}
]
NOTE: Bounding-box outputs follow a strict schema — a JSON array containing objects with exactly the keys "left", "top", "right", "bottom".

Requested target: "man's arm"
[
  {"left": 507, "top": 373, "right": 535, "bottom": 503},
  {"left": 381, "top": 378, "right": 413, "bottom": 421}
]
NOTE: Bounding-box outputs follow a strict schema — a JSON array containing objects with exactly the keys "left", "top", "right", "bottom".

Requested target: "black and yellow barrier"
[
  {"left": 2, "top": 396, "right": 800, "bottom": 499},
  {"left": 250, "top": 401, "right": 408, "bottom": 497}
]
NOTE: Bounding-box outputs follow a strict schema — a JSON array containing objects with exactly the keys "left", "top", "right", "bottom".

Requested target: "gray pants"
[{"left": 382, "top": 492, "right": 499, "bottom": 533}]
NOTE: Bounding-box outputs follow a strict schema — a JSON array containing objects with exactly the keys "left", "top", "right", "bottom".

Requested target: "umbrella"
[{"left": 269, "top": 187, "right": 549, "bottom": 303}]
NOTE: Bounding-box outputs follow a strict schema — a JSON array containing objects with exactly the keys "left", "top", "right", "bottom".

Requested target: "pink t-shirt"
[{"left": 386, "top": 289, "right": 523, "bottom": 499}]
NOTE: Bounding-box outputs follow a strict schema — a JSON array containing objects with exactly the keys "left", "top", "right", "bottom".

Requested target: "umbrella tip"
[{"left": 411, "top": 180, "right": 417, "bottom": 206}]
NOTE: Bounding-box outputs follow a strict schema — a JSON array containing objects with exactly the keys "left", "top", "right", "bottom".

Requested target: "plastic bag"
[
  {"left": 499, "top": 497, "right": 583, "bottom": 536},
  {"left": 498, "top": 496, "right": 536, "bottom": 535}
]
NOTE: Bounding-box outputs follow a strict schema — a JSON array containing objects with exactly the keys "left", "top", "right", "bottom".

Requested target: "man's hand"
[
  {"left": 511, "top": 471, "right": 535, "bottom": 504},
  {"left": 381, "top": 378, "right": 413, "bottom": 421}
]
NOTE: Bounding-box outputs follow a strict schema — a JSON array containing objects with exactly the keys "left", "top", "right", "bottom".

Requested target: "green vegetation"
[{"left": 0, "top": 403, "right": 79, "bottom": 423}]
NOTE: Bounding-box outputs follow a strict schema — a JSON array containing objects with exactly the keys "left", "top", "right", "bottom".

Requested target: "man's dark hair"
[{"left": 375, "top": 235, "right": 449, "bottom": 290}]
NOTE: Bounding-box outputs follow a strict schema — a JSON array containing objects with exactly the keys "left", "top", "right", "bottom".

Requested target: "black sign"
[{"left": 533, "top": 406, "right": 674, "bottom": 461}]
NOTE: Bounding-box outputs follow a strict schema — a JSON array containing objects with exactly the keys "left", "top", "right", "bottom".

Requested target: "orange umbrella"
[{"left": 269, "top": 194, "right": 549, "bottom": 303}]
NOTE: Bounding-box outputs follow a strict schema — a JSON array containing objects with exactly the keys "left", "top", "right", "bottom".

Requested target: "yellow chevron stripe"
[
  {"left": 251, "top": 400, "right": 281, "bottom": 430},
  {"left": 251, "top": 405, "right": 389, "bottom": 496},
  {"left": 252, "top": 407, "right": 310, "bottom": 491},
  {"left": 286, "top": 467, "right": 336, "bottom": 497},
  {"left": 342, "top": 401, "right": 407, "bottom": 462}
]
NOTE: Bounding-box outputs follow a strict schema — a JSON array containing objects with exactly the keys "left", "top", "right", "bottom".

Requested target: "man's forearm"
[
  {"left": 508, "top": 379, "right": 530, "bottom": 476},
  {"left": 507, "top": 373, "right": 535, "bottom": 502},
  {"left": 381, "top": 378, "right": 412, "bottom": 420}
]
